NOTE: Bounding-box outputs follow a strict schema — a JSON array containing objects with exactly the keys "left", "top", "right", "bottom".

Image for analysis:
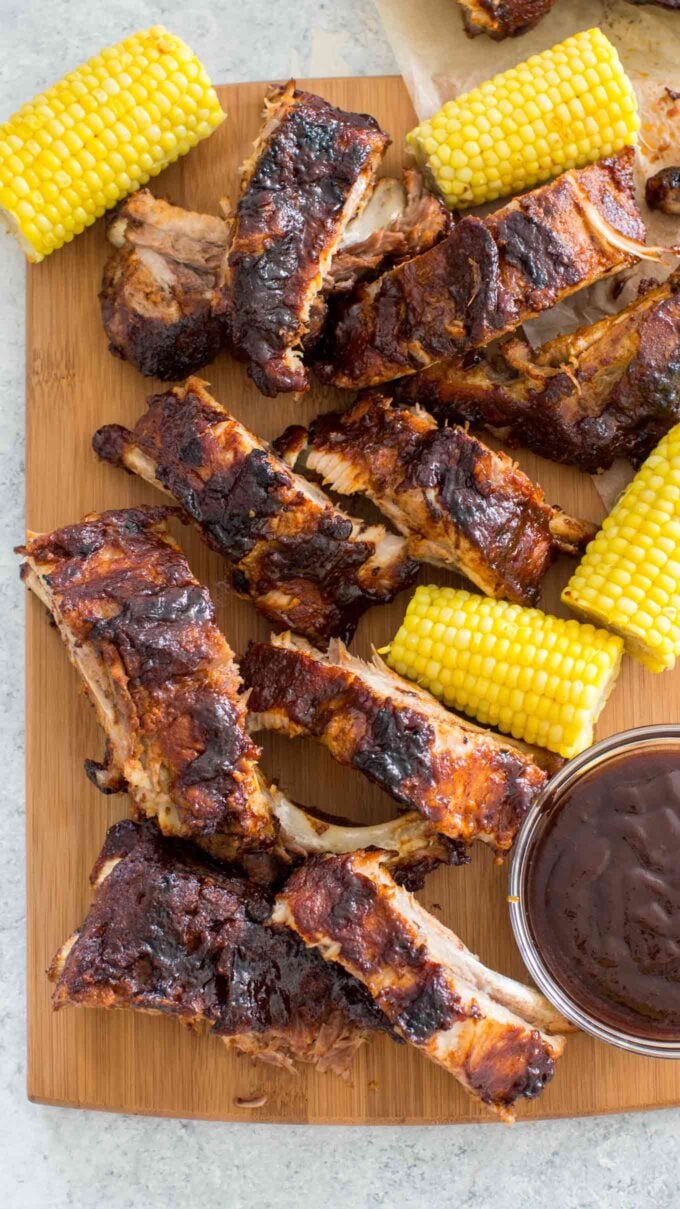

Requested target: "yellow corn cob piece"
[
  {"left": 0, "top": 26, "right": 225, "bottom": 262},
  {"left": 407, "top": 28, "right": 639, "bottom": 210},
  {"left": 563, "top": 424, "right": 680, "bottom": 673},
  {"left": 386, "top": 584, "right": 623, "bottom": 759}
]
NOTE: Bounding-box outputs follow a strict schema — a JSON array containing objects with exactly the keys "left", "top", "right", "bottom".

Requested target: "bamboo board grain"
[{"left": 25, "top": 76, "right": 680, "bottom": 1124}]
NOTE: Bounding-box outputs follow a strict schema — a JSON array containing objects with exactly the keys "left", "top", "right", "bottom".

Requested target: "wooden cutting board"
[{"left": 25, "top": 76, "right": 680, "bottom": 1124}]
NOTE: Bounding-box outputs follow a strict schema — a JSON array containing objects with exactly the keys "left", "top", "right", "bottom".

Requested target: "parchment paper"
[{"left": 374, "top": 0, "right": 680, "bottom": 505}]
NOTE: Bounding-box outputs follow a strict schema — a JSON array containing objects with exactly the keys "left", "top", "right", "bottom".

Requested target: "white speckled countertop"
[{"left": 2, "top": 3, "right": 680, "bottom": 1206}]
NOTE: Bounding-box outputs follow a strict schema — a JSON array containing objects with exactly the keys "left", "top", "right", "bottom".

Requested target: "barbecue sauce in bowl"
[{"left": 525, "top": 746, "right": 680, "bottom": 1041}]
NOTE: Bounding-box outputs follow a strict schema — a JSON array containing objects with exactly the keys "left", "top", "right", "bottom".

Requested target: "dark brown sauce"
[{"left": 526, "top": 747, "right": 680, "bottom": 1039}]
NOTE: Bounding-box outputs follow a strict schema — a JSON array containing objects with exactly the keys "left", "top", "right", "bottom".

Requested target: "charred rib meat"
[
  {"left": 20, "top": 507, "right": 273, "bottom": 854},
  {"left": 51, "top": 820, "right": 392, "bottom": 1076},
  {"left": 100, "top": 189, "right": 230, "bottom": 380},
  {"left": 242, "top": 632, "right": 547, "bottom": 854},
  {"left": 93, "top": 379, "right": 417, "bottom": 645},
  {"left": 646, "top": 168, "right": 680, "bottom": 216},
  {"left": 395, "top": 270, "right": 680, "bottom": 473},
  {"left": 313, "top": 150, "right": 648, "bottom": 389},
  {"left": 274, "top": 851, "right": 567, "bottom": 1118},
  {"left": 226, "top": 81, "right": 390, "bottom": 396},
  {"left": 300, "top": 394, "right": 594, "bottom": 605},
  {"left": 456, "top": 0, "right": 557, "bottom": 39}
]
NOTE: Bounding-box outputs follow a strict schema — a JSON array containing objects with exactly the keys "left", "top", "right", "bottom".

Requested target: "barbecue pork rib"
[
  {"left": 19, "top": 507, "right": 273, "bottom": 856},
  {"left": 394, "top": 270, "right": 680, "bottom": 473},
  {"left": 456, "top": 0, "right": 557, "bottom": 38},
  {"left": 100, "top": 190, "right": 230, "bottom": 380},
  {"left": 226, "top": 81, "right": 390, "bottom": 396},
  {"left": 295, "top": 394, "right": 594, "bottom": 605},
  {"left": 317, "top": 170, "right": 450, "bottom": 303},
  {"left": 51, "top": 820, "right": 393, "bottom": 1076},
  {"left": 93, "top": 379, "right": 418, "bottom": 645},
  {"left": 313, "top": 150, "right": 648, "bottom": 389},
  {"left": 242, "top": 632, "right": 547, "bottom": 854},
  {"left": 274, "top": 850, "right": 567, "bottom": 1119}
]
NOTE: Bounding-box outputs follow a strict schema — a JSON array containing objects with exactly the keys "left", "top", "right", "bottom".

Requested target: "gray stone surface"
[{"left": 1, "top": 2, "right": 679, "bottom": 1206}]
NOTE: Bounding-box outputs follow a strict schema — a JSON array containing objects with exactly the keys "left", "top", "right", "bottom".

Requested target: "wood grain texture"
[{"left": 25, "top": 76, "right": 680, "bottom": 1124}]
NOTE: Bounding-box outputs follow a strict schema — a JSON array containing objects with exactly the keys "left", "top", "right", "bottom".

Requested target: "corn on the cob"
[
  {"left": 407, "top": 28, "right": 639, "bottom": 210},
  {"left": 0, "top": 27, "right": 225, "bottom": 262},
  {"left": 386, "top": 584, "right": 623, "bottom": 758},
  {"left": 562, "top": 423, "right": 680, "bottom": 672}
]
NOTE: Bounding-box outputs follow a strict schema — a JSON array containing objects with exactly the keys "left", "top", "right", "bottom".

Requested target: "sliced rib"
[
  {"left": 456, "top": 0, "right": 557, "bottom": 39},
  {"left": 51, "top": 820, "right": 393, "bottom": 1076},
  {"left": 394, "top": 269, "right": 680, "bottom": 473},
  {"left": 93, "top": 379, "right": 418, "bottom": 645},
  {"left": 19, "top": 506, "right": 272, "bottom": 855},
  {"left": 226, "top": 81, "right": 390, "bottom": 396},
  {"left": 274, "top": 850, "right": 567, "bottom": 1119},
  {"left": 301, "top": 393, "right": 595, "bottom": 605},
  {"left": 100, "top": 189, "right": 230, "bottom": 380},
  {"left": 313, "top": 150, "right": 648, "bottom": 389},
  {"left": 241, "top": 632, "right": 547, "bottom": 855}
]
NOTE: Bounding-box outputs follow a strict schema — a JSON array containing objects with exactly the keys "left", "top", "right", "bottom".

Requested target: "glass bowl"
[{"left": 509, "top": 724, "right": 680, "bottom": 1058}]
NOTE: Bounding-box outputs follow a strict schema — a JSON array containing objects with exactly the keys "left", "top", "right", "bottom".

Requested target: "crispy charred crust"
[
  {"left": 313, "top": 151, "right": 647, "bottom": 389},
  {"left": 645, "top": 167, "right": 680, "bottom": 216},
  {"left": 51, "top": 821, "right": 392, "bottom": 1073},
  {"left": 227, "top": 83, "right": 390, "bottom": 396},
  {"left": 457, "top": 0, "right": 556, "bottom": 38},
  {"left": 20, "top": 507, "right": 270, "bottom": 849},
  {"left": 306, "top": 395, "right": 593, "bottom": 604},
  {"left": 241, "top": 636, "right": 546, "bottom": 852},
  {"left": 279, "top": 856, "right": 466, "bottom": 1038},
  {"left": 276, "top": 852, "right": 561, "bottom": 1114},
  {"left": 100, "top": 192, "right": 230, "bottom": 380},
  {"left": 395, "top": 270, "right": 680, "bottom": 472},
  {"left": 101, "top": 245, "right": 229, "bottom": 380},
  {"left": 93, "top": 380, "right": 418, "bottom": 644}
]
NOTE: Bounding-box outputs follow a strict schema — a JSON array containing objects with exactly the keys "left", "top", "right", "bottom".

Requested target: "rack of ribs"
[
  {"left": 274, "top": 850, "right": 568, "bottom": 1118},
  {"left": 393, "top": 270, "right": 680, "bottom": 473},
  {"left": 241, "top": 632, "right": 547, "bottom": 855},
  {"left": 51, "top": 820, "right": 394, "bottom": 1077},
  {"left": 226, "top": 80, "right": 390, "bottom": 396},
  {"left": 455, "top": 0, "right": 557, "bottom": 38},
  {"left": 293, "top": 393, "right": 594, "bottom": 605},
  {"left": 93, "top": 379, "right": 418, "bottom": 644},
  {"left": 100, "top": 189, "right": 231, "bottom": 380},
  {"left": 313, "top": 150, "right": 648, "bottom": 389},
  {"left": 19, "top": 506, "right": 274, "bottom": 856}
]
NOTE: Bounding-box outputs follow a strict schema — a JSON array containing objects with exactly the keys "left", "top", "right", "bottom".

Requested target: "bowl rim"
[{"left": 508, "top": 723, "right": 680, "bottom": 1059}]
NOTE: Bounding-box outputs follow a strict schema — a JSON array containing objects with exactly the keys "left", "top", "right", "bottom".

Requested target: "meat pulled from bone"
[
  {"left": 274, "top": 850, "right": 568, "bottom": 1118},
  {"left": 19, "top": 506, "right": 272, "bottom": 855},
  {"left": 393, "top": 270, "right": 680, "bottom": 473},
  {"left": 270, "top": 788, "right": 468, "bottom": 890},
  {"left": 93, "top": 378, "right": 418, "bottom": 645},
  {"left": 313, "top": 150, "right": 648, "bottom": 389},
  {"left": 300, "top": 393, "right": 595, "bottom": 605},
  {"left": 51, "top": 820, "right": 393, "bottom": 1076},
  {"left": 226, "top": 81, "right": 390, "bottom": 396},
  {"left": 242, "top": 632, "right": 547, "bottom": 855},
  {"left": 100, "top": 189, "right": 230, "bottom": 380}
]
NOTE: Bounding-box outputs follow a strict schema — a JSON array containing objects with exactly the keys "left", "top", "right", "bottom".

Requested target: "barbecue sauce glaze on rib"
[{"left": 526, "top": 747, "right": 680, "bottom": 1038}]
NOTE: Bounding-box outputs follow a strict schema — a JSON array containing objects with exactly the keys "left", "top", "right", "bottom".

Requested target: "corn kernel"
[
  {"left": 385, "top": 584, "right": 622, "bottom": 758},
  {"left": 563, "top": 423, "right": 680, "bottom": 671},
  {"left": 406, "top": 29, "right": 639, "bottom": 210},
  {"left": 0, "top": 26, "right": 225, "bottom": 261}
]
